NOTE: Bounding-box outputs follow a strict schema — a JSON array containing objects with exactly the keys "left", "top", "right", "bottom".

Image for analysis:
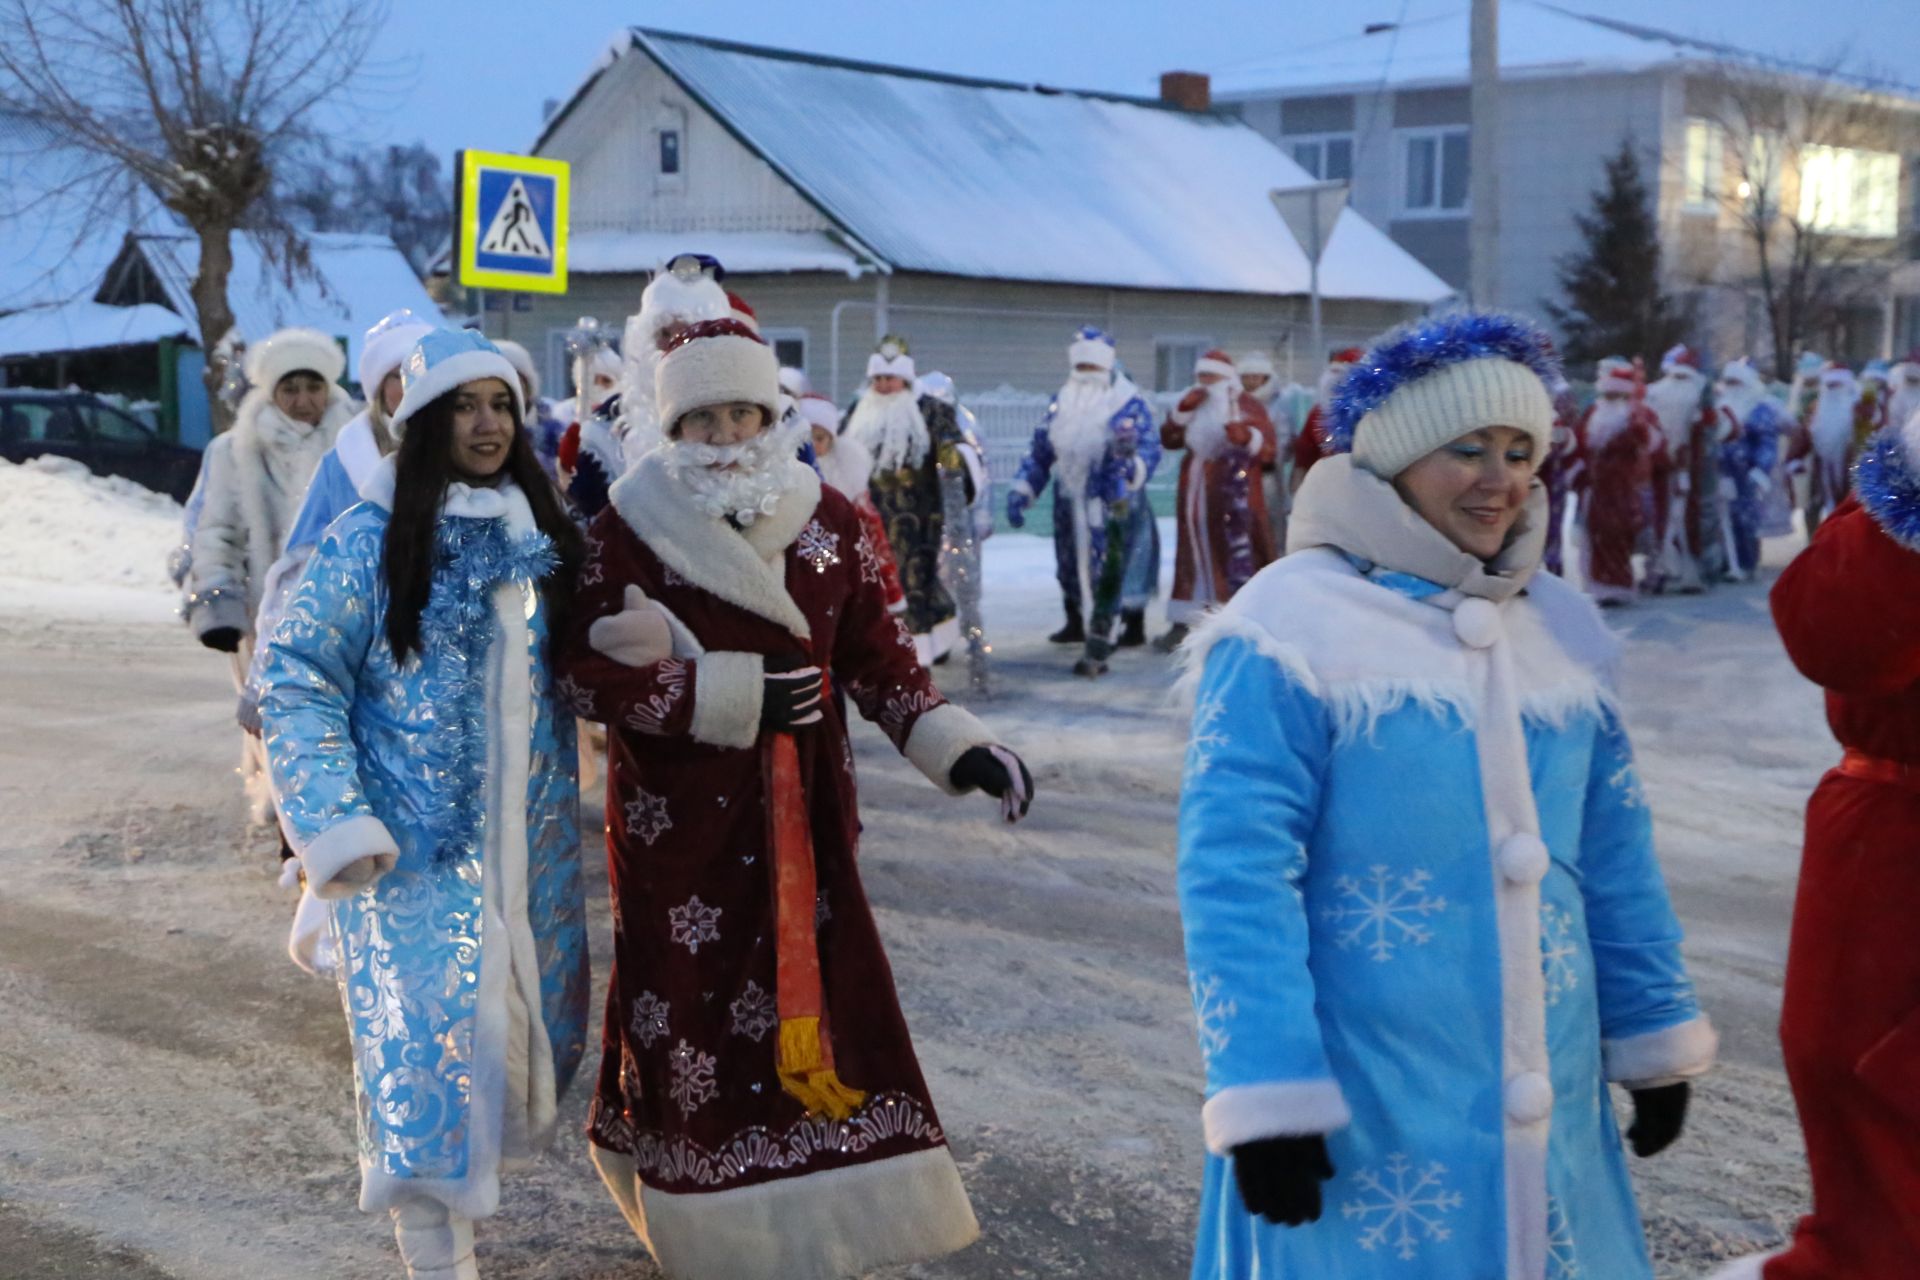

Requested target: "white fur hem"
[
  {"left": 690, "top": 651, "right": 765, "bottom": 750},
  {"left": 903, "top": 702, "right": 996, "bottom": 795},
  {"left": 590, "top": 1143, "right": 979, "bottom": 1280},
  {"left": 1701, "top": 1249, "right": 1784, "bottom": 1280},
  {"left": 1201, "top": 1080, "right": 1352, "bottom": 1155},
  {"left": 1604, "top": 1017, "right": 1718, "bottom": 1085},
  {"left": 301, "top": 814, "right": 399, "bottom": 899}
]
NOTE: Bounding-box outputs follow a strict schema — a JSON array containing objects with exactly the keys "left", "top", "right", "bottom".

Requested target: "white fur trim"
[
  {"left": 299, "top": 813, "right": 399, "bottom": 899},
  {"left": 286, "top": 885, "right": 338, "bottom": 977},
  {"left": 392, "top": 348, "right": 525, "bottom": 439},
  {"left": 866, "top": 351, "right": 916, "bottom": 382},
  {"left": 1010, "top": 477, "right": 1036, "bottom": 500},
  {"left": 1195, "top": 355, "right": 1236, "bottom": 380},
  {"left": 1068, "top": 337, "right": 1116, "bottom": 371},
  {"left": 247, "top": 326, "right": 345, "bottom": 389},
  {"left": 334, "top": 413, "right": 384, "bottom": 491},
  {"left": 689, "top": 650, "right": 765, "bottom": 750},
  {"left": 655, "top": 331, "right": 780, "bottom": 435},
  {"left": 903, "top": 702, "right": 996, "bottom": 795},
  {"left": 1603, "top": 1017, "right": 1718, "bottom": 1085},
  {"left": 607, "top": 451, "right": 819, "bottom": 641},
  {"left": 590, "top": 1142, "right": 977, "bottom": 1280},
  {"left": 358, "top": 321, "right": 434, "bottom": 399},
  {"left": 1201, "top": 1080, "right": 1352, "bottom": 1154},
  {"left": 1700, "top": 1250, "right": 1785, "bottom": 1280}
]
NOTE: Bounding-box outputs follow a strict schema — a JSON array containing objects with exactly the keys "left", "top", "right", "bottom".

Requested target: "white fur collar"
[
  {"left": 608, "top": 450, "right": 821, "bottom": 641},
  {"left": 356, "top": 455, "right": 536, "bottom": 535},
  {"left": 333, "top": 412, "right": 385, "bottom": 490}
]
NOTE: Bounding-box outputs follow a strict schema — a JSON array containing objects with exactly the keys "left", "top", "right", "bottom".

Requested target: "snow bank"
[{"left": 0, "top": 456, "right": 182, "bottom": 620}]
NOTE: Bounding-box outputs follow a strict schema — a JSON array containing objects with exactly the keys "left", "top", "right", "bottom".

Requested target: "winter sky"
[{"left": 361, "top": 0, "right": 1918, "bottom": 160}]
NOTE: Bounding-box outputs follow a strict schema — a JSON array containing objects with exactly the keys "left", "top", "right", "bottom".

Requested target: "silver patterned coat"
[{"left": 258, "top": 462, "right": 589, "bottom": 1219}]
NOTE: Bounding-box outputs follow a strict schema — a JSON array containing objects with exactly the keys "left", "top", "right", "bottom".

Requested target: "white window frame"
[
  {"left": 1798, "top": 144, "right": 1901, "bottom": 239},
  {"left": 762, "top": 326, "right": 809, "bottom": 375},
  {"left": 1289, "top": 131, "right": 1355, "bottom": 183},
  {"left": 652, "top": 100, "right": 688, "bottom": 196},
  {"left": 1152, "top": 335, "right": 1217, "bottom": 394},
  {"left": 1682, "top": 118, "right": 1723, "bottom": 214},
  {"left": 1396, "top": 126, "right": 1471, "bottom": 219}
]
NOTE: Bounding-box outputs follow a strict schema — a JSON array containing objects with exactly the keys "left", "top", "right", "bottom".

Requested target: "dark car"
[{"left": 0, "top": 389, "right": 201, "bottom": 502}]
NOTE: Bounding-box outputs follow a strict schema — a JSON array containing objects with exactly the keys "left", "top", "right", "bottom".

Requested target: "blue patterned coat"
[
  {"left": 258, "top": 469, "right": 589, "bottom": 1219},
  {"left": 1720, "top": 398, "right": 1785, "bottom": 574},
  {"left": 1178, "top": 548, "right": 1714, "bottom": 1279}
]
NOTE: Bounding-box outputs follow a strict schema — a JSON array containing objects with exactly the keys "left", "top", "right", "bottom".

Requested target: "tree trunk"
[{"left": 194, "top": 221, "right": 238, "bottom": 434}]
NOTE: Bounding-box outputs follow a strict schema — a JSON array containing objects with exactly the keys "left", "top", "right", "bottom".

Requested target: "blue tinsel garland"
[
  {"left": 1324, "top": 311, "right": 1563, "bottom": 453},
  {"left": 1852, "top": 429, "right": 1920, "bottom": 552},
  {"left": 421, "top": 517, "right": 559, "bottom": 867}
]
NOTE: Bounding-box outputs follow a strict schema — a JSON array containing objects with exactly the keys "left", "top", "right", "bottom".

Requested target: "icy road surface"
[{"left": 0, "top": 525, "right": 1813, "bottom": 1277}]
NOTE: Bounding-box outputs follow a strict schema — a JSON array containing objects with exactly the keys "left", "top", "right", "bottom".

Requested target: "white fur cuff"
[
  {"left": 1603, "top": 1017, "right": 1718, "bottom": 1085},
  {"left": 300, "top": 813, "right": 400, "bottom": 899},
  {"left": 1011, "top": 478, "right": 1035, "bottom": 500},
  {"left": 1202, "top": 1079, "right": 1353, "bottom": 1155},
  {"left": 690, "top": 651, "right": 765, "bottom": 750},
  {"left": 903, "top": 702, "right": 996, "bottom": 795}
]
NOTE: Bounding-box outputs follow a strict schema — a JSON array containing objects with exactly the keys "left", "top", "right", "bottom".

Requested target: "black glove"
[
  {"left": 200, "top": 626, "right": 242, "bottom": 653},
  {"left": 760, "top": 653, "right": 824, "bottom": 733},
  {"left": 1626, "top": 1082, "right": 1689, "bottom": 1157},
  {"left": 1232, "top": 1135, "right": 1334, "bottom": 1226},
  {"left": 949, "top": 745, "right": 1033, "bottom": 818}
]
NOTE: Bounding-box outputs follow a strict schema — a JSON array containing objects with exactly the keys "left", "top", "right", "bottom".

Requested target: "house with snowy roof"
[
  {"left": 504, "top": 27, "right": 1452, "bottom": 405},
  {"left": 1214, "top": 0, "right": 1920, "bottom": 367}
]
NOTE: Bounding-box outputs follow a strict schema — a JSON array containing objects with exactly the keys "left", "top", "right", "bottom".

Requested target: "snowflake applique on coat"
[
  {"left": 1547, "top": 1195, "right": 1581, "bottom": 1278},
  {"left": 668, "top": 895, "right": 722, "bottom": 953},
  {"left": 668, "top": 1039, "right": 718, "bottom": 1116},
  {"left": 796, "top": 520, "right": 842, "bottom": 573},
  {"left": 1186, "top": 694, "right": 1229, "bottom": 778},
  {"left": 624, "top": 787, "right": 673, "bottom": 846},
  {"left": 729, "top": 980, "right": 777, "bottom": 1042},
  {"left": 1189, "top": 972, "right": 1238, "bottom": 1069},
  {"left": 1541, "top": 903, "right": 1581, "bottom": 1007},
  {"left": 556, "top": 673, "right": 594, "bottom": 717},
  {"left": 631, "top": 991, "right": 671, "bottom": 1048},
  {"left": 579, "top": 534, "right": 606, "bottom": 586},
  {"left": 1321, "top": 866, "right": 1448, "bottom": 962},
  {"left": 854, "top": 528, "right": 885, "bottom": 585},
  {"left": 1340, "top": 1153, "right": 1464, "bottom": 1261}
]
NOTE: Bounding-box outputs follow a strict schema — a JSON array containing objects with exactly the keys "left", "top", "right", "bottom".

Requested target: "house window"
[
  {"left": 763, "top": 327, "right": 807, "bottom": 372},
  {"left": 1400, "top": 128, "right": 1469, "bottom": 215},
  {"left": 1684, "top": 118, "right": 1722, "bottom": 211},
  {"left": 1291, "top": 133, "right": 1355, "bottom": 182},
  {"left": 660, "top": 129, "right": 681, "bottom": 175},
  {"left": 1798, "top": 144, "right": 1900, "bottom": 238},
  {"left": 1154, "top": 338, "right": 1214, "bottom": 393}
]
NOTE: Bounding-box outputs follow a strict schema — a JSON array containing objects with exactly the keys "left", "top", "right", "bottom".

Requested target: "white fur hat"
[
  {"left": 357, "top": 310, "right": 435, "bottom": 400},
  {"left": 247, "top": 326, "right": 345, "bottom": 392},
  {"left": 1237, "top": 350, "right": 1276, "bottom": 379},
  {"left": 1069, "top": 326, "right": 1117, "bottom": 371},
  {"left": 795, "top": 392, "right": 840, "bottom": 433},
  {"left": 867, "top": 337, "right": 915, "bottom": 383},
  {"left": 1195, "top": 349, "right": 1236, "bottom": 381},
  {"left": 779, "top": 366, "right": 812, "bottom": 398},
  {"left": 1717, "top": 357, "right": 1764, "bottom": 391},
  {"left": 391, "top": 328, "right": 525, "bottom": 441},
  {"left": 916, "top": 371, "right": 957, "bottom": 405},
  {"left": 493, "top": 338, "right": 540, "bottom": 400},
  {"left": 656, "top": 319, "right": 779, "bottom": 436}
]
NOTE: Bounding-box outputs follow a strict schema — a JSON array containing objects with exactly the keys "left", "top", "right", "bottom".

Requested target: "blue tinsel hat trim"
[
  {"left": 1324, "top": 311, "right": 1563, "bottom": 454},
  {"left": 1853, "top": 429, "right": 1920, "bottom": 552}
]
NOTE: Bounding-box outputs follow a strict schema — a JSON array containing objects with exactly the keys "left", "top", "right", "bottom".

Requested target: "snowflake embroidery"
[
  {"left": 668, "top": 895, "right": 722, "bottom": 954},
  {"left": 1541, "top": 904, "right": 1580, "bottom": 1008},
  {"left": 1189, "top": 972, "right": 1238, "bottom": 1069},
  {"left": 796, "top": 520, "right": 842, "bottom": 573},
  {"left": 623, "top": 658, "right": 688, "bottom": 735},
  {"left": 1547, "top": 1195, "right": 1580, "bottom": 1278},
  {"left": 1322, "top": 866, "right": 1448, "bottom": 963},
  {"left": 1186, "top": 694, "right": 1229, "bottom": 777},
  {"left": 624, "top": 787, "right": 673, "bottom": 846},
  {"left": 893, "top": 616, "right": 917, "bottom": 654},
  {"left": 729, "top": 980, "right": 778, "bottom": 1042},
  {"left": 1607, "top": 761, "right": 1647, "bottom": 809},
  {"left": 668, "top": 1039, "right": 718, "bottom": 1116},
  {"left": 556, "top": 672, "right": 595, "bottom": 716},
  {"left": 1341, "top": 1153, "right": 1464, "bottom": 1261},
  {"left": 631, "top": 991, "right": 671, "bottom": 1048},
  {"left": 579, "top": 534, "right": 606, "bottom": 586},
  {"left": 854, "top": 528, "right": 885, "bottom": 585}
]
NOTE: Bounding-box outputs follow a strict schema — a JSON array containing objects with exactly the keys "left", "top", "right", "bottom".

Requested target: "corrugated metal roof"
[{"left": 558, "top": 30, "right": 1450, "bottom": 303}]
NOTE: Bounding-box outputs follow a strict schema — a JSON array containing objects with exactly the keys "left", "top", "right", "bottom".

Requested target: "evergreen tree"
[{"left": 1545, "top": 141, "right": 1691, "bottom": 374}]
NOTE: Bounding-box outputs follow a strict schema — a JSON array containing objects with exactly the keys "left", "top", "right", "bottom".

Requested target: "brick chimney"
[{"left": 1159, "top": 71, "right": 1212, "bottom": 113}]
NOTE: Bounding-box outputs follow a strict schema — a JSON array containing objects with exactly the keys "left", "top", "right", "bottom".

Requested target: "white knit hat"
[
  {"left": 246, "top": 326, "right": 345, "bottom": 392},
  {"left": 357, "top": 310, "right": 435, "bottom": 400},
  {"left": 1349, "top": 356, "right": 1554, "bottom": 479},
  {"left": 656, "top": 319, "right": 780, "bottom": 435},
  {"left": 391, "top": 328, "right": 525, "bottom": 441}
]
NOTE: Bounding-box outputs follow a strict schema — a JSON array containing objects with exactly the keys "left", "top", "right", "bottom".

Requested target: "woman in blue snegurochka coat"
[
  {"left": 258, "top": 330, "right": 590, "bottom": 1280},
  {"left": 1175, "top": 313, "right": 1718, "bottom": 1280}
]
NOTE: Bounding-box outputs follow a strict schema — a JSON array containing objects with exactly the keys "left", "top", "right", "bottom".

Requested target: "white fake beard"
[
  {"left": 846, "top": 389, "right": 931, "bottom": 473},
  {"left": 660, "top": 418, "right": 804, "bottom": 525},
  {"left": 816, "top": 431, "right": 873, "bottom": 499},
  {"left": 1644, "top": 374, "right": 1701, "bottom": 446},
  {"left": 1050, "top": 372, "right": 1118, "bottom": 494},
  {"left": 1183, "top": 382, "right": 1239, "bottom": 461},
  {"left": 1586, "top": 397, "right": 1633, "bottom": 449},
  {"left": 1808, "top": 389, "right": 1858, "bottom": 460},
  {"left": 1888, "top": 383, "right": 1920, "bottom": 436},
  {"left": 1715, "top": 384, "right": 1764, "bottom": 427}
]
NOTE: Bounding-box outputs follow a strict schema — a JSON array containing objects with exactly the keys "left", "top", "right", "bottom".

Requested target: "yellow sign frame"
[{"left": 457, "top": 149, "right": 570, "bottom": 295}]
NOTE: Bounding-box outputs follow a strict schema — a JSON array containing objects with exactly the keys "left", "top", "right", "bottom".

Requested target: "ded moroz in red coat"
[
  {"left": 1162, "top": 388, "right": 1278, "bottom": 625},
  {"left": 1763, "top": 429, "right": 1920, "bottom": 1279},
  {"left": 1575, "top": 398, "right": 1668, "bottom": 603},
  {"left": 558, "top": 450, "right": 1000, "bottom": 1280}
]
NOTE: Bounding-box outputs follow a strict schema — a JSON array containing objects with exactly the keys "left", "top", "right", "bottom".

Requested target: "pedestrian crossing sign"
[{"left": 456, "top": 149, "right": 569, "bottom": 294}]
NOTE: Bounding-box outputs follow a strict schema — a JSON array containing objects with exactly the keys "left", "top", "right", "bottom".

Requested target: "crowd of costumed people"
[{"left": 162, "top": 261, "right": 1917, "bottom": 1278}]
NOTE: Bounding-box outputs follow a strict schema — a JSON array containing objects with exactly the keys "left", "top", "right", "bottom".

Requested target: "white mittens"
[{"left": 589, "top": 585, "right": 675, "bottom": 668}]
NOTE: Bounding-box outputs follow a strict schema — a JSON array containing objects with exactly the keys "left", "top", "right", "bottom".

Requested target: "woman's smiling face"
[{"left": 1392, "top": 425, "right": 1538, "bottom": 559}]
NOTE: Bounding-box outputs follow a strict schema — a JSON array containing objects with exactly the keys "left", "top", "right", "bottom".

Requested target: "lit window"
[
  {"left": 659, "top": 129, "right": 681, "bottom": 176},
  {"left": 1799, "top": 145, "right": 1900, "bottom": 237},
  {"left": 1684, "top": 118, "right": 1722, "bottom": 211},
  {"left": 1401, "top": 128, "right": 1468, "bottom": 214}
]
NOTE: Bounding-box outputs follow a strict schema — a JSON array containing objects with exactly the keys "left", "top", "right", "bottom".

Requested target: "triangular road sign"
[{"left": 480, "top": 176, "right": 551, "bottom": 260}]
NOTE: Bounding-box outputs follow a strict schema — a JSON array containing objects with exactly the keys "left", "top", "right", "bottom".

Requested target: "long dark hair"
[{"left": 382, "top": 389, "right": 583, "bottom": 663}]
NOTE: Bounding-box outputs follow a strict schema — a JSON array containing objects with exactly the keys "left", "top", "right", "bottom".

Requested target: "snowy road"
[{"left": 0, "top": 530, "right": 1818, "bottom": 1278}]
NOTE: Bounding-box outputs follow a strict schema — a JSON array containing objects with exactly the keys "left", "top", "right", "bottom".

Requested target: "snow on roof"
[
  {"left": 569, "top": 229, "right": 864, "bottom": 278},
  {"left": 543, "top": 29, "right": 1450, "bottom": 303},
  {"left": 0, "top": 300, "right": 191, "bottom": 359},
  {"left": 1212, "top": 1, "right": 1920, "bottom": 98},
  {"left": 128, "top": 231, "right": 443, "bottom": 372}
]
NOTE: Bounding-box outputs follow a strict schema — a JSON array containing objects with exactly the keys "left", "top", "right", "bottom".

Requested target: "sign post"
[
  {"left": 455, "top": 149, "right": 571, "bottom": 304},
  {"left": 1269, "top": 181, "right": 1349, "bottom": 376}
]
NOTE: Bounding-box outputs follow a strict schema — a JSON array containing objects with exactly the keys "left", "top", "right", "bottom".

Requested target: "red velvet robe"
[
  {"left": 1767, "top": 494, "right": 1920, "bottom": 1279},
  {"left": 1163, "top": 389, "right": 1278, "bottom": 626},
  {"left": 1576, "top": 401, "right": 1668, "bottom": 601},
  {"left": 559, "top": 453, "right": 993, "bottom": 1280}
]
